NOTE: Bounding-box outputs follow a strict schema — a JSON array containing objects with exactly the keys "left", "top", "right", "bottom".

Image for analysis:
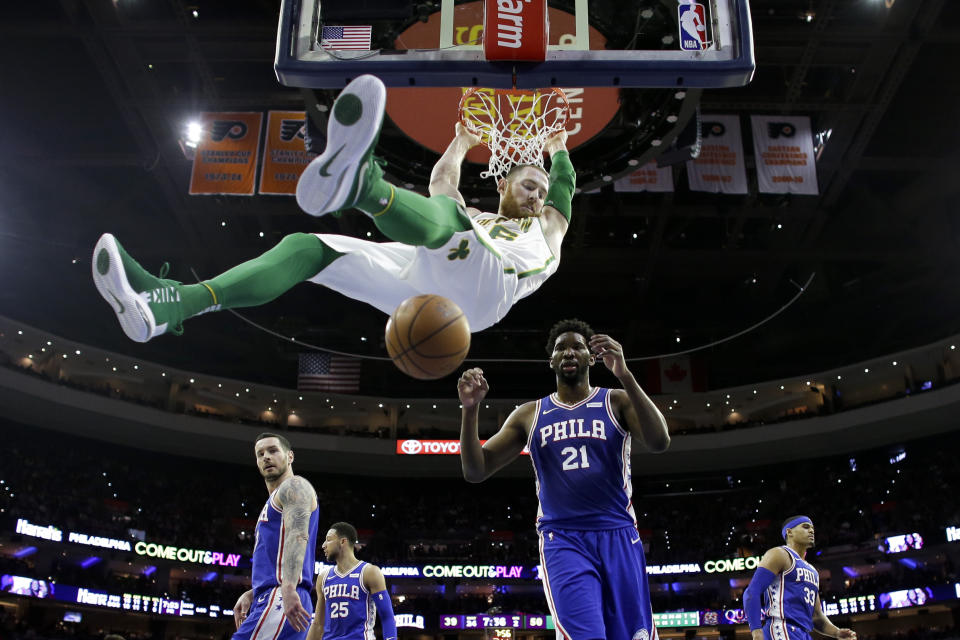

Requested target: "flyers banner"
[
  {"left": 614, "top": 162, "right": 674, "bottom": 193},
  {"left": 686, "top": 115, "right": 748, "bottom": 194},
  {"left": 189, "top": 112, "right": 262, "bottom": 196},
  {"left": 750, "top": 115, "right": 819, "bottom": 195},
  {"left": 259, "top": 111, "right": 314, "bottom": 195}
]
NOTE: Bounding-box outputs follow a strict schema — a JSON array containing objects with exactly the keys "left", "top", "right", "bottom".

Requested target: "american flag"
[
  {"left": 297, "top": 353, "right": 361, "bottom": 393},
  {"left": 320, "top": 25, "right": 373, "bottom": 51}
]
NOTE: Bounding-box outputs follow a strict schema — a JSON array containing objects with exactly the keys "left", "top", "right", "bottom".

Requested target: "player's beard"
[
  {"left": 260, "top": 459, "right": 287, "bottom": 481},
  {"left": 500, "top": 191, "right": 540, "bottom": 219},
  {"left": 556, "top": 359, "right": 588, "bottom": 382}
]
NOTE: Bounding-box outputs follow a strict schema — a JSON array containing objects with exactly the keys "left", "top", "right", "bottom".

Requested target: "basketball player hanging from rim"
[{"left": 92, "top": 75, "right": 575, "bottom": 343}]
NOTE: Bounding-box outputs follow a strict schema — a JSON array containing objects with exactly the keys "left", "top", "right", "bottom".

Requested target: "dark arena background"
[{"left": 2, "top": 1, "right": 960, "bottom": 640}]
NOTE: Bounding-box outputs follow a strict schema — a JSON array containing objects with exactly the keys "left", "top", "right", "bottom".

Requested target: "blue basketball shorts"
[
  {"left": 538, "top": 526, "right": 658, "bottom": 640},
  {"left": 764, "top": 618, "right": 812, "bottom": 640},
  {"left": 232, "top": 586, "right": 313, "bottom": 640}
]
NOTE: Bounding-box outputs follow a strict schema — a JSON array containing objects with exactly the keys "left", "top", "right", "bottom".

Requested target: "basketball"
[{"left": 385, "top": 295, "right": 471, "bottom": 380}]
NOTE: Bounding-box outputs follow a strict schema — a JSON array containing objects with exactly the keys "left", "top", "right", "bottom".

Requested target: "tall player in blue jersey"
[
  {"left": 308, "top": 522, "right": 397, "bottom": 640},
  {"left": 232, "top": 434, "right": 320, "bottom": 640},
  {"left": 744, "top": 516, "right": 857, "bottom": 640},
  {"left": 457, "top": 318, "right": 671, "bottom": 640}
]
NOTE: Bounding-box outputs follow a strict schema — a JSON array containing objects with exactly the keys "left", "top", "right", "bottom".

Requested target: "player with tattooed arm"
[{"left": 232, "top": 434, "right": 320, "bottom": 640}]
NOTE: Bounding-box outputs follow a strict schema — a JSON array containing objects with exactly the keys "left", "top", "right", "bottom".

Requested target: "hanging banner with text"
[
  {"left": 686, "top": 115, "right": 748, "bottom": 194},
  {"left": 750, "top": 115, "right": 819, "bottom": 195},
  {"left": 614, "top": 162, "right": 674, "bottom": 193},
  {"left": 189, "top": 112, "right": 262, "bottom": 196},
  {"left": 258, "top": 111, "right": 314, "bottom": 195}
]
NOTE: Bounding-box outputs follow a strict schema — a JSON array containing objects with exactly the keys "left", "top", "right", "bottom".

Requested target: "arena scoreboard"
[{"left": 440, "top": 614, "right": 550, "bottom": 630}]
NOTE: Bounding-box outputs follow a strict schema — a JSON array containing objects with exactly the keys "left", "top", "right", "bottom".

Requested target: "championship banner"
[
  {"left": 188, "top": 112, "right": 262, "bottom": 195},
  {"left": 259, "top": 111, "right": 314, "bottom": 195},
  {"left": 750, "top": 115, "right": 819, "bottom": 195},
  {"left": 613, "top": 162, "right": 673, "bottom": 193},
  {"left": 686, "top": 115, "right": 748, "bottom": 194}
]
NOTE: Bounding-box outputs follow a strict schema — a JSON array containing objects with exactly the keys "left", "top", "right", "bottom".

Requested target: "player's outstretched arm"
[
  {"left": 429, "top": 123, "right": 482, "bottom": 207},
  {"left": 458, "top": 367, "right": 530, "bottom": 482},
  {"left": 363, "top": 564, "right": 398, "bottom": 640},
  {"left": 275, "top": 476, "right": 318, "bottom": 631},
  {"left": 813, "top": 594, "right": 856, "bottom": 640},
  {"left": 541, "top": 130, "right": 574, "bottom": 252},
  {"left": 590, "top": 334, "right": 670, "bottom": 452},
  {"left": 744, "top": 547, "right": 791, "bottom": 640}
]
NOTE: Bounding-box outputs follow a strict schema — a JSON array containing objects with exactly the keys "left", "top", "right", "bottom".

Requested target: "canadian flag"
[{"left": 644, "top": 355, "right": 707, "bottom": 394}]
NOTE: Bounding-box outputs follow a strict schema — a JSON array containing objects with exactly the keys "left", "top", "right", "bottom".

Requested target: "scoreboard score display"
[{"left": 441, "top": 614, "right": 549, "bottom": 630}]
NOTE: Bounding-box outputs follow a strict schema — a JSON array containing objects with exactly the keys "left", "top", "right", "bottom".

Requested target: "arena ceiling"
[{"left": 2, "top": 0, "right": 958, "bottom": 399}]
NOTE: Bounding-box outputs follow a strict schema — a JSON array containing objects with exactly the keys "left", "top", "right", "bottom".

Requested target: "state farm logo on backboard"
[
  {"left": 386, "top": 1, "right": 620, "bottom": 164},
  {"left": 484, "top": 0, "right": 547, "bottom": 61}
]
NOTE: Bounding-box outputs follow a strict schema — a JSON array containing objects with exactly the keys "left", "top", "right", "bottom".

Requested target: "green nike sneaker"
[
  {"left": 92, "top": 233, "right": 185, "bottom": 343},
  {"left": 296, "top": 74, "right": 386, "bottom": 216}
]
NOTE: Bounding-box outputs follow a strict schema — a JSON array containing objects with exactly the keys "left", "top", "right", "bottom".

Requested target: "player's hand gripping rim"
[{"left": 458, "top": 367, "right": 489, "bottom": 409}]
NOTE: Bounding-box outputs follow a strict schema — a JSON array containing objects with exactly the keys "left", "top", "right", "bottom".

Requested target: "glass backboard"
[{"left": 275, "top": 0, "right": 754, "bottom": 89}]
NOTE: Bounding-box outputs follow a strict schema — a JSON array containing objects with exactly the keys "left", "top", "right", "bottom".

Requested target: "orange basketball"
[{"left": 385, "top": 295, "right": 471, "bottom": 380}]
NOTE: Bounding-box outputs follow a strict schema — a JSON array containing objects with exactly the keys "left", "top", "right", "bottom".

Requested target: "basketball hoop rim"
[{"left": 457, "top": 87, "right": 571, "bottom": 135}]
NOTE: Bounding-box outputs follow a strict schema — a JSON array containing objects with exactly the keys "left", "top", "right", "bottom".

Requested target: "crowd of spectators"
[
  {"left": 3, "top": 346, "right": 954, "bottom": 440},
  {"left": 3, "top": 419, "right": 960, "bottom": 621},
  {"left": 4, "top": 419, "right": 960, "bottom": 565}
]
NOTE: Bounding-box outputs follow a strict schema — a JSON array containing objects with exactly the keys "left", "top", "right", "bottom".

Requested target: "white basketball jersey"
[
  {"left": 467, "top": 211, "right": 558, "bottom": 300},
  {"left": 310, "top": 210, "right": 559, "bottom": 331}
]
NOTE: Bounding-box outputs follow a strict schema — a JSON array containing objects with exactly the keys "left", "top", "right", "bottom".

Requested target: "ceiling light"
[{"left": 185, "top": 121, "right": 203, "bottom": 148}]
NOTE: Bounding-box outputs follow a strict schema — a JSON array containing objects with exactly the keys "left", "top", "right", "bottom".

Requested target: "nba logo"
[{"left": 678, "top": 2, "right": 708, "bottom": 51}]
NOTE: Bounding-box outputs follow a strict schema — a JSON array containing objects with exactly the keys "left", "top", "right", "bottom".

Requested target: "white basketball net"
[{"left": 459, "top": 88, "right": 570, "bottom": 182}]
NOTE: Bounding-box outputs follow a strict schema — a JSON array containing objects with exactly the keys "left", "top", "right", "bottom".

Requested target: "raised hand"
[
  {"left": 589, "top": 334, "right": 628, "bottom": 378},
  {"left": 458, "top": 367, "right": 489, "bottom": 408},
  {"left": 455, "top": 122, "right": 483, "bottom": 148},
  {"left": 543, "top": 129, "right": 569, "bottom": 156}
]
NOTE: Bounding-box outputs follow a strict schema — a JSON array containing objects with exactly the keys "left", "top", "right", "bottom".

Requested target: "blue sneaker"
[{"left": 296, "top": 74, "right": 386, "bottom": 216}]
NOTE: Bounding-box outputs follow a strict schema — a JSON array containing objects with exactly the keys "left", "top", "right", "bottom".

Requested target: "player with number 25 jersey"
[{"left": 309, "top": 522, "right": 397, "bottom": 640}]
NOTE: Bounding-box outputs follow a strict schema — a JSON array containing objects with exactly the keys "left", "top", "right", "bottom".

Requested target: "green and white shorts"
[{"left": 310, "top": 212, "right": 558, "bottom": 332}]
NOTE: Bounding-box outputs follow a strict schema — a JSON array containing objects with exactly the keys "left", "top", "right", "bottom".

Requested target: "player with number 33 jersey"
[{"left": 744, "top": 516, "right": 857, "bottom": 640}]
